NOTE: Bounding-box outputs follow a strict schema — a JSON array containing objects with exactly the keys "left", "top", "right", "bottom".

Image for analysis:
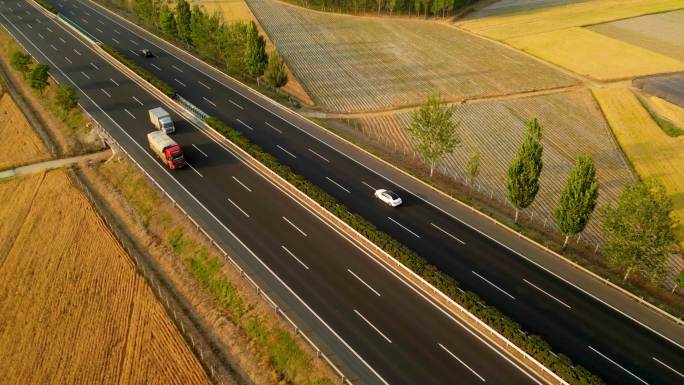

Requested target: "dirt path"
[{"left": 0, "top": 150, "right": 112, "bottom": 180}]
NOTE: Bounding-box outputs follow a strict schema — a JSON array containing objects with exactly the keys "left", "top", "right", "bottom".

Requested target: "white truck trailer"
[
  {"left": 148, "top": 107, "right": 175, "bottom": 133},
  {"left": 147, "top": 131, "right": 185, "bottom": 169}
]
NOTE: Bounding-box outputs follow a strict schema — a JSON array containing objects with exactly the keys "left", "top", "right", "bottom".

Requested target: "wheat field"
[
  {"left": 0, "top": 171, "right": 211, "bottom": 385},
  {"left": 458, "top": 0, "right": 684, "bottom": 40},
  {"left": 588, "top": 9, "right": 684, "bottom": 62},
  {"left": 0, "top": 92, "right": 50, "bottom": 169},
  {"left": 507, "top": 27, "right": 684, "bottom": 80},
  {"left": 646, "top": 95, "right": 684, "bottom": 128},
  {"left": 246, "top": 0, "right": 576, "bottom": 113}
]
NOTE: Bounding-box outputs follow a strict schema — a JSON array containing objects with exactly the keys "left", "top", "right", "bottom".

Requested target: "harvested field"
[
  {"left": 635, "top": 72, "right": 684, "bottom": 108},
  {"left": 592, "top": 87, "right": 684, "bottom": 274},
  {"left": 354, "top": 90, "right": 635, "bottom": 247},
  {"left": 465, "top": 0, "right": 586, "bottom": 19},
  {"left": 644, "top": 95, "right": 684, "bottom": 129},
  {"left": 507, "top": 27, "right": 684, "bottom": 80},
  {"left": 457, "top": 0, "right": 684, "bottom": 40},
  {"left": 0, "top": 171, "right": 211, "bottom": 385},
  {"left": 589, "top": 9, "right": 684, "bottom": 62},
  {"left": 192, "top": 0, "right": 254, "bottom": 23},
  {"left": 246, "top": 0, "right": 576, "bottom": 113},
  {"left": 0, "top": 92, "right": 50, "bottom": 169}
]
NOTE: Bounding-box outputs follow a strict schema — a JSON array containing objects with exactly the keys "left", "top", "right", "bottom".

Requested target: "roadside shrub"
[
  {"left": 9, "top": 51, "right": 32, "bottom": 76},
  {"left": 204, "top": 115, "right": 605, "bottom": 385}
]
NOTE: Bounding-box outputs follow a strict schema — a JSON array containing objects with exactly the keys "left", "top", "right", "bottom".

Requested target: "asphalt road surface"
[
  {"left": 0, "top": 2, "right": 547, "bottom": 384},
  {"left": 3, "top": 1, "right": 684, "bottom": 384}
]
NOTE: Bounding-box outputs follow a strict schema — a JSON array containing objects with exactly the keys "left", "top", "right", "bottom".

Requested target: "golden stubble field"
[
  {"left": 0, "top": 170, "right": 211, "bottom": 385},
  {"left": 0, "top": 91, "right": 50, "bottom": 169}
]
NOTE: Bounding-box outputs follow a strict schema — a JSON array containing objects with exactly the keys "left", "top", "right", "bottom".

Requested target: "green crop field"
[
  {"left": 245, "top": 0, "right": 576, "bottom": 113},
  {"left": 353, "top": 90, "right": 635, "bottom": 247}
]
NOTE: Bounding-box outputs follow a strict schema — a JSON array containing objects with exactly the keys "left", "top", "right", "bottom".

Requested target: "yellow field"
[
  {"left": 195, "top": 0, "right": 254, "bottom": 23},
  {"left": 0, "top": 171, "right": 211, "bottom": 385},
  {"left": 458, "top": 0, "right": 684, "bottom": 40},
  {"left": 507, "top": 27, "right": 684, "bottom": 80},
  {"left": 646, "top": 95, "right": 684, "bottom": 128},
  {"left": 592, "top": 87, "right": 684, "bottom": 241},
  {"left": 0, "top": 92, "right": 50, "bottom": 169}
]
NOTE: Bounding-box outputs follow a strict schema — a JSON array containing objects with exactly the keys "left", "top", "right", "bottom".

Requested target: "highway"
[
  {"left": 0, "top": 2, "right": 546, "bottom": 385},
  {"left": 4, "top": 1, "right": 684, "bottom": 384}
]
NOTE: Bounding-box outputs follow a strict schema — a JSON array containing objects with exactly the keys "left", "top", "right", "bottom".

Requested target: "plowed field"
[{"left": 0, "top": 171, "right": 211, "bottom": 385}]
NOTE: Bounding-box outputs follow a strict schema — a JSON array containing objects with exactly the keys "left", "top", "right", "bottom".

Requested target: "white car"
[{"left": 375, "top": 189, "right": 402, "bottom": 207}]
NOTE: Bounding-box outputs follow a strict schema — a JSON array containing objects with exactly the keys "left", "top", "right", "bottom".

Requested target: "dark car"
[{"left": 139, "top": 48, "right": 154, "bottom": 58}]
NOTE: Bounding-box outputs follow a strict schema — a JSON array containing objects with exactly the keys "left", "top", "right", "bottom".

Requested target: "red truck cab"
[{"left": 147, "top": 131, "right": 186, "bottom": 170}]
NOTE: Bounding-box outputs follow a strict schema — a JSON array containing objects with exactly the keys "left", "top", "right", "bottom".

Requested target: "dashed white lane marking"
[
  {"left": 150, "top": 63, "right": 162, "bottom": 71},
  {"left": 282, "top": 246, "right": 309, "bottom": 270},
  {"left": 46, "top": 27, "right": 53, "bottom": 33},
  {"left": 277, "top": 145, "right": 297, "bottom": 159},
  {"left": 589, "top": 346, "right": 649, "bottom": 385},
  {"left": 197, "top": 80, "right": 211, "bottom": 89},
  {"left": 652, "top": 357, "right": 683, "bottom": 378},
  {"left": 81, "top": 71, "right": 90, "bottom": 79},
  {"left": 309, "top": 148, "right": 330, "bottom": 163},
  {"left": 361, "top": 181, "right": 375, "bottom": 191},
  {"left": 354, "top": 309, "right": 391, "bottom": 343},
  {"left": 430, "top": 222, "right": 465, "bottom": 245},
  {"left": 72, "top": 48, "right": 81, "bottom": 56},
  {"left": 64, "top": 56, "right": 72, "bottom": 64},
  {"left": 228, "top": 99, "right": 243, "bottom": 110},
  {"left": 438, "top": 343, "right": 486, "bottom": 382},
  {"left": 523, "top": 279, "right": 571, "bottom": 309},
  {"left": 113, "top": 29, "right": 120, "bottom": 34},
  {"left": 202, "top": 97, "right": 216, "bottom": 107},
  {"left": 282, "top": 216, "right": 307, "bottom": 237},
  {"left": 265, "top": 122, "right": 282, "bottom": 134},
  {"left": 111, "top": 37, "right": 119, "bottom": 44},
  {"left": 124, "top": 108, "right": 136, "bottom": 119},
  {"left": 80, "top": 18, "right": 88, "bottom": 24},
  {"left": 236, "top": 118, "right": 253, "bottom": 131},
  {"left": 192, "top": 144, "right": 208, "bottom": 158},
  {"left": 38, "top": 33, "right": 44, "bottom": 39},
  {"left": 388, "top": 217, "right": 420, "bottom": 238},
  {"left": 132, "top": 96, "right": 144, "bottom": 106},
  {"left": 326, "top": 177, "right": 350, "bottom": 194},
  {"left": 232, "top": 176, "right": 251, "bottom": 192},
  {"left": 97, "top": 19, "right": 104, "bottom": 25},
  {"left": 472, "top": 271, "right": 516, "bottom": 300},
  {"left": 228, "top": 198, "right": 250, "bottom": 218},
  {"left": 50, "top": 44, "right": 57, "bottom": 51},
  {"left": 95, "top": 27, "right": 103, "bottom": 33},
  {"left": 186, "top": 162, "right": 203, "bottom": 177},
  {"left": 100, "top": 88, "right": 111, "bottom": 98},
  {"left": 347, "top": 269, "right": 380, "bottom": 297},
  {"left": 129, "top": 39, "right": 139, "bottom": 46},
  {"left": 174, "top": 78, "right": 186, "bottom": 87},
  {"left": 172, "top": 64, "right": 183, "bottom": 72},
  {"left": 90, "top": 62, "right": 99, "bottom": 70}
]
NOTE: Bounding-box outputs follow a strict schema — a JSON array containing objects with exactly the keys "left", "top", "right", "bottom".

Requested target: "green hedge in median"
[
  {"left": 204, "top": 116, "right": 605, "bottom": 385},
  {"left": 100, "top": 44, "right": 176, "bottom": 98}
]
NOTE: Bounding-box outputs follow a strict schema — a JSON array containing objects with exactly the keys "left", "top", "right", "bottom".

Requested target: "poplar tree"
[
  {"left": 159, "top": 5, "right": 177, "bottom": 39},
  {"left": 244, "top": 21, "right": 267, "bottom": 79},
  {"left": 673, "top": 269, "right": 684, "bottom": 294},
  {"left": 602, "top": 180, "right": 678, "bottom": 283},
  {"left": 507, "top": 118, "right": 543, "bottom": 223},
  {"left": 265, "top": 50, "right": 288, "bottom": 89},
  {"left": 175, "top": 0, "right": 192, "bottom": 45},
  {"left": 553, "top": 155, "right": 599, "bottom": 249},
  {"left": 465, "top": 145, "right": 480, "bottom": 185},
  {"left": 406, "top": 95, "right": 459, "bottom": 178}
]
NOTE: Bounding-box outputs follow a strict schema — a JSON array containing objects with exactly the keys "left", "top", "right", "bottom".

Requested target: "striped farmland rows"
[
  {"left": 354, "top": 90, "right": 636, "bottom": 248},
  {"left": 245, "top": 0, "right": 577, "bottom": 113},
  {"left": 589, "top": 9, "right": 684, "bottom": 62}
]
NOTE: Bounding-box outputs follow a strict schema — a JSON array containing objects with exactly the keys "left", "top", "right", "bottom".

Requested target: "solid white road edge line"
[{"left": 438, "top": 343, "right": 486, "bottom": 382}]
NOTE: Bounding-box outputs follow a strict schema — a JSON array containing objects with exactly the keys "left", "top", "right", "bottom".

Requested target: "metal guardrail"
[
  {"left": 57, "top": 13, "right": 101, "bottom": 45},
  {"left": 177, "top": 95, "right": 209, "bottom": 120}
]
